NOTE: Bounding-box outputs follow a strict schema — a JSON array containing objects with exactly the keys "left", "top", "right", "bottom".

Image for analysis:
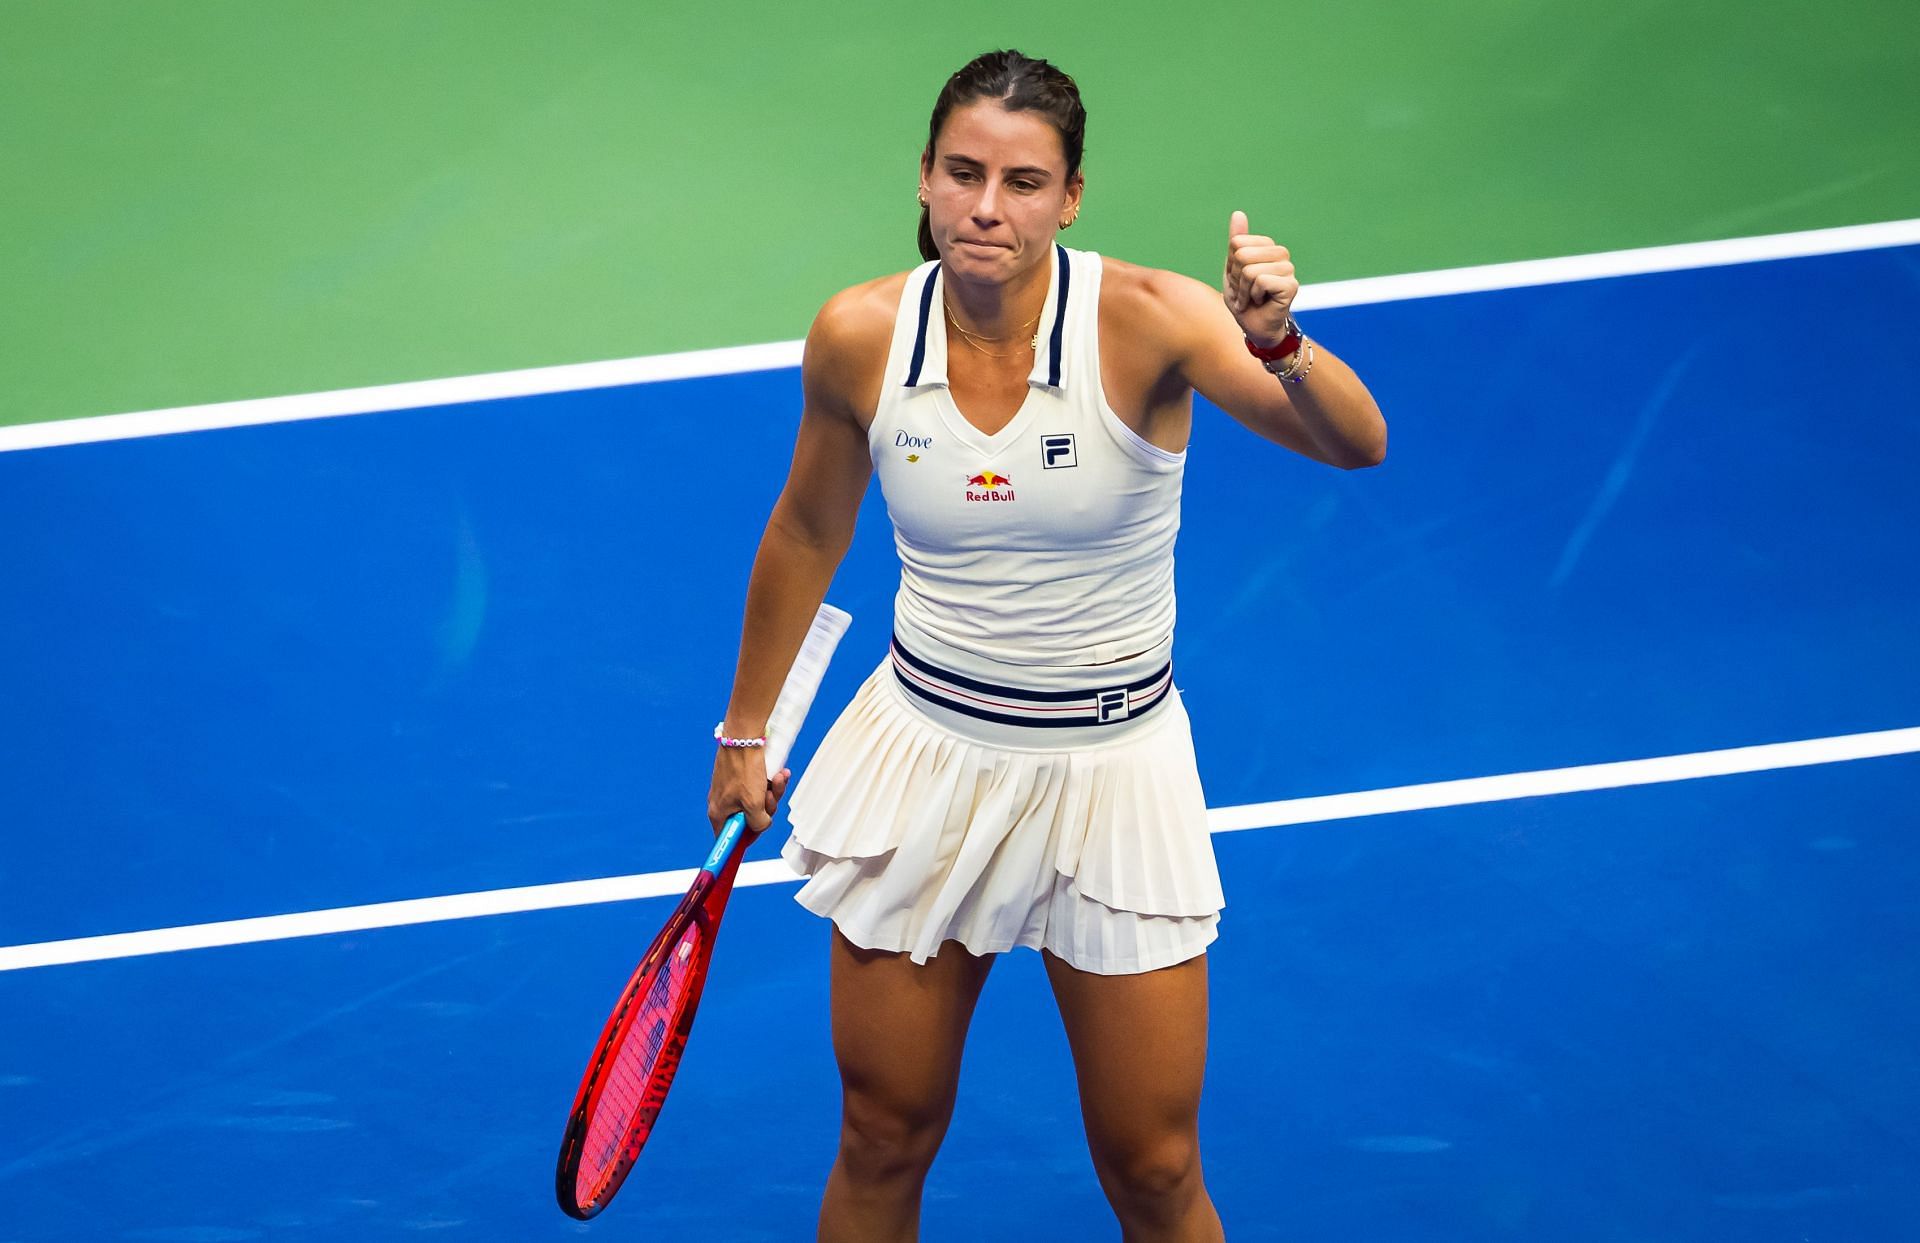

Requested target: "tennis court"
[{"left": 4, "top": 6, "right": 1919, "bottom": 1240}]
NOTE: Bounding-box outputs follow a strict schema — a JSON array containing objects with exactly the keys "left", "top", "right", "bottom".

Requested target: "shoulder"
[
  {"left": 803, "top": 269, "right": 917, "bottom": 423},
  {"left": 1094, "top": 255, "right": 1221, "bottom": 379},
  {"left": 1097, "top": 255, "right": 1216, "bottom": 330},
  {"left": 809, "top": 270, "right": 914, "bottom": 366}
]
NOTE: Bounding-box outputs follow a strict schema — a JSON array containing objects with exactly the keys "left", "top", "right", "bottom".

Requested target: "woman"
[{"left": 708, "top": 49, "right": 1385, "bottom": 1242}]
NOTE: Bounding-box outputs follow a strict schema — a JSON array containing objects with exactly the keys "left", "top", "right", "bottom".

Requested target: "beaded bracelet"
[
  {"left": 1274, "top": 337, "right": 1316, "bottom": 385},
  {"left": 713, "top": 721, "right": 768, "bottom": 749}
]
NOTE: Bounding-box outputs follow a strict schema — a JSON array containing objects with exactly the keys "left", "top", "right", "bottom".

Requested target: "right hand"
[
  {"left": 1223, "top": 209, "right": 1299, "bottom": 345},
  {"left": 706, "top": 744, "right": 792, "bottom": 837}
]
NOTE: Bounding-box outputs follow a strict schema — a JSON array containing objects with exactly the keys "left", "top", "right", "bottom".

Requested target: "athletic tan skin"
[{"left": 708, "top": 98, "right": 1386, "bottom": 1242}]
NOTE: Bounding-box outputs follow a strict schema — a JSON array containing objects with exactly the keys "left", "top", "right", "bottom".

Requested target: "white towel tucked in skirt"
[{"left": 780, "top": 655, "right": 1225, "bottom": 975}]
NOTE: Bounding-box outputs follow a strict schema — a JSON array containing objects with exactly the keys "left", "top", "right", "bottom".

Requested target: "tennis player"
[{"left": 708, "top": 48, "right": 1386, "bottom": 1242}]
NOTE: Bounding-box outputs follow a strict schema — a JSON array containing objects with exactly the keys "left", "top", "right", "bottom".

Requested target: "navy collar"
[{"left": 905, "top": 243, "right": 1071, "bottom": 390}]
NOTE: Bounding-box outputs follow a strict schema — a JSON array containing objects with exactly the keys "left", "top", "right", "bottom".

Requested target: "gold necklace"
[{"left": 943, "top": 297, "right": 1041, "bottom": 358}]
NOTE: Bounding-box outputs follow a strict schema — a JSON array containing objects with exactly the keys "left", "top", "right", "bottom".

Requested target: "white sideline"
[
  {"left": 3, "top": 218, "right": 1916, "bottom": 455},
  {"left": 2, "top": 725, "right": 1914, "bottom": 972}
]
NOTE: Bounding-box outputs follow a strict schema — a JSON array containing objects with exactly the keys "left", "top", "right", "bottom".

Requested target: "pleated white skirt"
[{"left": 780, "top": 650, "right": 1225, "bottom": 975}]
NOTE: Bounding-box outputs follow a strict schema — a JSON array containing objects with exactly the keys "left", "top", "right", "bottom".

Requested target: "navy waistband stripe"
[
  {"left": 887, "top": 631, "right": 1174, "bottom": 730},
  {"left": 889, "top": 633, "right": 1169, "bottom": 701},
  {"left": 891, "top": 663, "right": 1173, "bottom": 729}
]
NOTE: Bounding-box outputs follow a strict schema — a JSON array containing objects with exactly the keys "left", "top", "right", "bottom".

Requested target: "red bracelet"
[{"left": 1244, "top": 320, "right": 1302, "bottom": 362}]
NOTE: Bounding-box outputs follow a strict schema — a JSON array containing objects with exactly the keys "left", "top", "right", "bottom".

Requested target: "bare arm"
[
  {"left": 1159, "top": 212, "right": 1388, "bottom": 469},
  {"left": 707, "top": 289, "right": 878, "bottom": 833}
]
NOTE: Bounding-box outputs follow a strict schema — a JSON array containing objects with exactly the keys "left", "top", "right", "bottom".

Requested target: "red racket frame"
[{"left": 554, "top": 825, "right": 751, "bottom": 1219}]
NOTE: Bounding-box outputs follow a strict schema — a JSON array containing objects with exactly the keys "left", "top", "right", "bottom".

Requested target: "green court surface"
[{"left": 3, "top": 0, "right": 1918, "bottom": 429}]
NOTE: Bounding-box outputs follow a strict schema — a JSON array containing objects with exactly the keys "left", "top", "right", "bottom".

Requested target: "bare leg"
[
  {"left": 818, "top": 927, "right": 994, "bottom": 1243},
  {"left": 1043, "top": 947, "right": 1224, "bottom": 1243}
]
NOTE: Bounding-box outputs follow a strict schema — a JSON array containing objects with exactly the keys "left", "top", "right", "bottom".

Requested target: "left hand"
[{"left": 1222, "top": 209, "right": 1298, "bottom": 347}]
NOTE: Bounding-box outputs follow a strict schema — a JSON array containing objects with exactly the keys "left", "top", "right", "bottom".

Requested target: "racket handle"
[
  {"left": 762, "top": 602, "right": 851, "bottom": 776},
  {"left": 707, "top": 602, "right": 849, "bottom": 864}
]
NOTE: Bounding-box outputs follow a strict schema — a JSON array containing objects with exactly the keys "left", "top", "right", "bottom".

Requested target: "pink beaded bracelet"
[{"left": 713, "top": 721, "right": 768, "bottom": 749}]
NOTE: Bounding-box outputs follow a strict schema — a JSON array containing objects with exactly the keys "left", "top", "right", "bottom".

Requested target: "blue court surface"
[{"left": 3, "top": 244, "right": 1918, "bottom": 1240}]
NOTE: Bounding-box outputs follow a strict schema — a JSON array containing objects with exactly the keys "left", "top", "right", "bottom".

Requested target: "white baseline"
[
  {"left": 2, "top": 725, "right": 1914, "bottom": 972},
  {"left": 2, "top": 218, "right": 1917, "bottom": 454}
]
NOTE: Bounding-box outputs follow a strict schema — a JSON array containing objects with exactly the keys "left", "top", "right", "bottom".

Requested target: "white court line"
[
  {"left": 1206, "top": 724, "right": 1920, "bottom": 831},
  {"left": 2, "top": 725, "right": 1914, "bottom": 973},
  {"left": 1294, "top": 217, "right": 1920, "bottom": 310},
  {"left": 3, "top": 218, "right": 1917, "bottom": 455}
]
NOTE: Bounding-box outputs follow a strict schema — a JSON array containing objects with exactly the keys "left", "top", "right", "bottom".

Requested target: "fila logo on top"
[{"left": 1041, "top": 433, "right": 1078, "bottom": 469}]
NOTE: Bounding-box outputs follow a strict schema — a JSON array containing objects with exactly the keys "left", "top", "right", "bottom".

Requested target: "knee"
[
  {"left": 1096, "top": 1132, "right": 1204, "bottom": 1209},
  {"left": 836, "top": 1093, "right": 949, "bottom": 1186}
]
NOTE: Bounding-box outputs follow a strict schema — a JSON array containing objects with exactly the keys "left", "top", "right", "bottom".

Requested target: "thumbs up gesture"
[{"left": 1223, "top": 210, "right": 1298, "bottom": 346}]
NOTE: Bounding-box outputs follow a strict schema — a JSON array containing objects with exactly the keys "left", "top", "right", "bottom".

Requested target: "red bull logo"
[{"left": 964, "top": 470, "right": 1015, "bottom": 502}]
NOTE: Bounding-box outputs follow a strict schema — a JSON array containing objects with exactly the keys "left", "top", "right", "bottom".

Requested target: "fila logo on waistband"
[
  {"left": 1041, "top": 433, "right": 1078, "bottom": 469},
  {"left": 888, "top": 631, "right": 1173, "bottom": 729}
]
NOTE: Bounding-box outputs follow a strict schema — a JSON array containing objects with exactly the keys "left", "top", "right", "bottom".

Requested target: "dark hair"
[{"left": 918, "top": 49, "right": 1086, "bottom": 261}]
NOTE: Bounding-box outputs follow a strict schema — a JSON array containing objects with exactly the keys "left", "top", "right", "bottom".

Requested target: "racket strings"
[{"left": 576, "top": 923, "right": 703, "bottom": 1205}]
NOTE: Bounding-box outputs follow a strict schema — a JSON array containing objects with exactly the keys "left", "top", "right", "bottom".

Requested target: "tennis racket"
[{"left": 554, "top": 601, "right": 851, "bottom": 1220}]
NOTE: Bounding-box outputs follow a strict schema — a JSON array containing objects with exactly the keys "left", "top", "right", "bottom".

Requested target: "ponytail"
[{"left": 917, "top": 204, "right": 937, "bottom": 261}]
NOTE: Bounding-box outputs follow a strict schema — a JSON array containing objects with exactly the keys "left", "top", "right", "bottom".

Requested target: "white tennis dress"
[{"left": 781, "top": 244, "right": 1225, "bottom": 975}]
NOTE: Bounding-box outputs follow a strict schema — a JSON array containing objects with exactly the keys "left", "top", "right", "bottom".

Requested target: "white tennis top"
[{"left": 868, "top": 244, "right": 1185, "bottom": 669}]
